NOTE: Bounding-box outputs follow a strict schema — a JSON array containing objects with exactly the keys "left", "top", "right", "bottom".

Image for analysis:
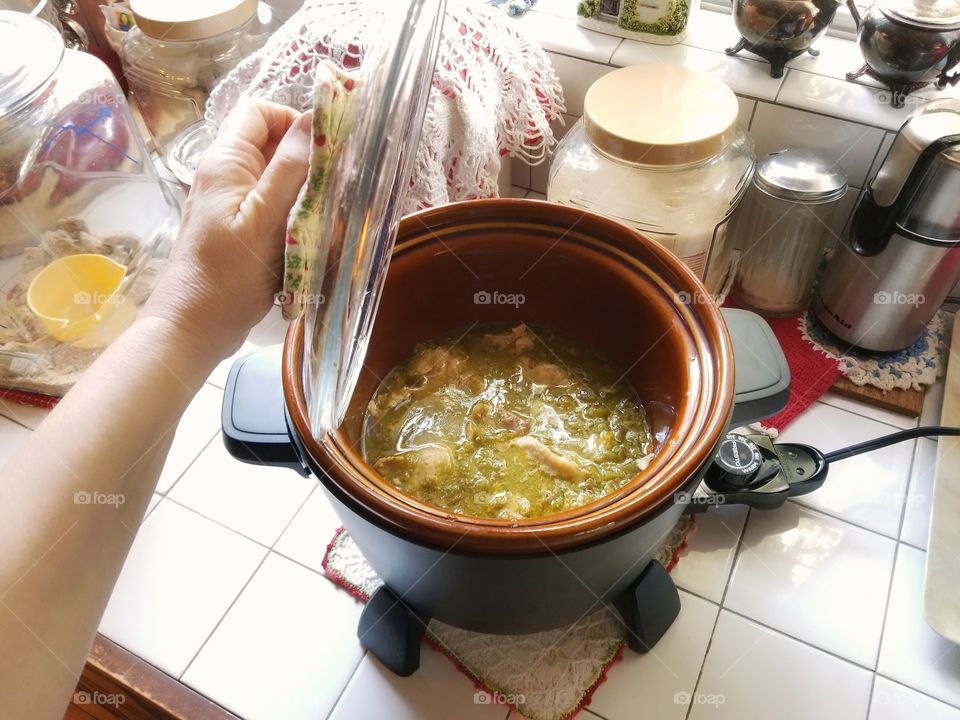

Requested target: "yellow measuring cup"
[{"left": 27, "top": 254, "right": 136, "bottom": 348}]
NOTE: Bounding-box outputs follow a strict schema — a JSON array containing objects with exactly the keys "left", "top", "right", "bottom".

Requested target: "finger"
[
  {"left": 195, "top": 100, "right": 299, "bottom": 191},
  {"left": 215, "top": 98, "right": 299, "bottom": 156},
  {"left": 242, "top": 111, "right": 313, "bottom": 233}
]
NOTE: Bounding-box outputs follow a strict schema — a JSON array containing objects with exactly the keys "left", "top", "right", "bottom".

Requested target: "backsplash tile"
[
  {"left": 611, "top": 41, "right": 785, "bottom": 101},
  {"left": 749, "top": 103, "right": 885, "bottom": 186}
]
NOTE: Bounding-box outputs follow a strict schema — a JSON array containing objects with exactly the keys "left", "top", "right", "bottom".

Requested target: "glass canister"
[
  {"left": 731, "top": 149, "right": 848, "bottom": 315},
  {"left": 0, "top": 11, "right": 180, "bottom": 395},
  {"left": 548, "top": 64, "right": 755, "bottom": 294},
  {"left": 120, "top": 0, "right": 277, "bottom": 182}
]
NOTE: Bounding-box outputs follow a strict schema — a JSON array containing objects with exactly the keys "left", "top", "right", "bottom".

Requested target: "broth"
[{"left": 362, "top": 324, "right": 653, "bottom": 520}]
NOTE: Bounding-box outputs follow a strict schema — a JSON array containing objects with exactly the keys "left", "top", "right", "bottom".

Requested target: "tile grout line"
[
  {"left": 874, "top": 671, "right": 960, "bottom": 713},
  {"left": 322, "top": 649, "right": 368, "bottom": 720},
  {"left": 683, "top": 507, "right": 753, "bottom": 720},
  {"left": 871, "top": 540, "right": 903, "bottom": 686},
  {"left": 177, "top": 550, "right": 271, "bottom": 683},
  {"left": 893, "top": 439, "right": 922, "bottom": 542},
  {"left": 160, "top": 429, "right": 222, "bottom": 498}
]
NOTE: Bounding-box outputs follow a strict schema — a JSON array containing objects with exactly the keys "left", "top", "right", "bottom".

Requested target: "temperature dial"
[{"left": 705, "top": 433, "right": 764, "bottom": 489}]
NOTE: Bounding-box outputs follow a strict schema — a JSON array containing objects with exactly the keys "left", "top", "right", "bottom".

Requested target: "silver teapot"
[
  {"left": 847, "top": 0, "right": 960, "bottom": 107},
  {"left": 726, "top": 0, "right": 844, "bottom": 78}
]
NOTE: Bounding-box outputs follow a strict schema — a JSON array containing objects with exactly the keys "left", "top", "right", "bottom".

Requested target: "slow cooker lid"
[{"left": 300, "top": 0, "right": 444, "bottom": 438}]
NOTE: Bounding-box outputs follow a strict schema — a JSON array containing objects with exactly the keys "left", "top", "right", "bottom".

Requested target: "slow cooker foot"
[
  {"left": 612, "top": 560, "right": 681, "bottom": 653},
  {"left": 358, "top": 586, "right": 429, "bottom": 676}
]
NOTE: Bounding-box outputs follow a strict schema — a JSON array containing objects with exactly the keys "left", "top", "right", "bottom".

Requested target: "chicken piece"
[
  {"left": 497, "top": 409, "right": 530, "bottom": 434},
  {"left": 410, "top": 346, "right": 464, "bottom": 377},
  {"left": 514, "top": 435, "right": 582, "bottom": 480},
  {"left": 523, "top": 361, "right": 570, "bottom": 386},
  {"left": 20, "top": 246, "right": 52, "bottom": 274},
  {"left": 483, "top": 323, "right": 535, "bottom": 353},
  {"left": 58, "top": 216, "right": 90, "bottom": 239},
  {"left": 374, "top": 445, "right": 453, "bottom": 492}
]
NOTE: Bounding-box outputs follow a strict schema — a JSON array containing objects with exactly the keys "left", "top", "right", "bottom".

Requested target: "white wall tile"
[
  {"left": 513, "top": 11, "right": 622, "bottom": 64},
  {"left": 544, "top": 52, "right": 613, "bottom": 116},
  {"left": 819, "top": 390, "right": 919, "bottom": 431},
  {"left": 587, "top": 591, "right": 719, "bottom": 720},
  {"left": 690, "top": 611, "right": 873, "bottom": 720},
  {"left": 99, "top": 500, "right": 266, "bottom": 677},
  {"left": 0, "top": 415, "right": 31, "bottom": 466},
  {"left": 330, "top": 648, "right": 508, "bottom": 720},
  {"left": 274, "top": 486, "right": 343, "bottom": 574},
  {"left": 183, "top": 553, "right": 364, "bottom": 720},
  {"left": 870, "top": 676, "right": 960, "bottom": 720},
  {"left": 778, "top": 402, "right": 915, "bottom": 537},
  {"left": 156, "top": 383, "right": 223, "bottom": 494},
  {"left": 901, "top": 439, "right": 937, "bottom": 550},
  {"left": 867, "top": 132, "right": 896, "bottom": 185},
  {"left": 611, "top": 42, "right": 785, "bottom": 101},
  {"left": 510, "top": 156, "right": 531, "bottom": 190},
  {"left": 776, "top": 72, "right": 917, "bottom": 132},
  {"left": 878, "top": 545, "right": 960, "bottom": 708},
  {"left": 672, "top": 505, "right": 748, "bottom": 603},
  {"left": 169, "top": 433, "right": 316, "bottom": 546},
  {"left": 682, "top": 7, "right": 740, "bottom": 55},
  {"left": 725, "top": 504, "right": 896, "bottom": 667},
  {"left": 736, "top": 96, "right": 756, "bottom": 130},
  {"left": 748, "top": 103, "right": 885, "bottom": 187}
]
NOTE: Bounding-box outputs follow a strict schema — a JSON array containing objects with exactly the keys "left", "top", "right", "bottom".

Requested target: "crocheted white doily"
[
  {"left": 323, "top": 518, "right": 693, "bottom": 720},
  {"left": 205, "top": 0, "right": 565, "bottom": 214}
]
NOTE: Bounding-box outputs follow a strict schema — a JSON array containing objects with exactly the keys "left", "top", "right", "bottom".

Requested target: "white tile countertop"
[{"left": 1, "top": 302, "right": 959, "bottom": 720}]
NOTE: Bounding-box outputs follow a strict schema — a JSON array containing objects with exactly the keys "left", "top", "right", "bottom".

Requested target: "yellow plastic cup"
[{"left": 27, "top": 254, "right": 135, "bottom": 348}]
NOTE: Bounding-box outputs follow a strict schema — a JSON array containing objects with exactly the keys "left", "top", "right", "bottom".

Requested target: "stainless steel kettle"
[{"left": 815, "top": 99, "right": 960, "bottom": 352}]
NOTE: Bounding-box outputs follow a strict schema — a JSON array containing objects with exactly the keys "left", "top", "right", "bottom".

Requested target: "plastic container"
[
  {"left": 0, "top": 11, "right": 180, "bottom": 395},
  {"left": 732, "top": 149, "right": 848, "bottom": 315},
  {"left": 120, "top": 0, "right": 277, "bottom": 182},
  {"left": 548, "top": 64, "right": 755, "bottom": 294}
]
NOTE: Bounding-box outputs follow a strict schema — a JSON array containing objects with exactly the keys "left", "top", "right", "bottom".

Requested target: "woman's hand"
[{"left": 145, "top": 99, "right": 312, "bottom": 362}]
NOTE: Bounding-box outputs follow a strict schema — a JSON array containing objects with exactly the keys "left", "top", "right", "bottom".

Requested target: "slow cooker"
[{"left": 221, "top": 199, "right": 793, "bottom": 675}]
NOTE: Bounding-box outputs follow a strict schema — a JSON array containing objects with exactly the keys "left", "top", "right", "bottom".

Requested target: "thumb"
[{"left": 247, "top": 111, "right": 313, "bottom": 232}]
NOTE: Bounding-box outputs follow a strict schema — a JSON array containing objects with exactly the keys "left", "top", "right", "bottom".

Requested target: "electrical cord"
[{"left": 823, "top": 425, "right": 960, "bottom": 464}]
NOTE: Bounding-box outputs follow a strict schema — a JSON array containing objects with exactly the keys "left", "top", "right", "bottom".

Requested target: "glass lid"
[
  {"left": 301, "top": 0, "right": 445, "bottom": 438},
  {"left": 0, "top": 11, "right": 63, "bottom": 117}
]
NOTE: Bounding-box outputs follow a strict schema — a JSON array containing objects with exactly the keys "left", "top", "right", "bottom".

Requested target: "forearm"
[{"left": 0, "top": 316, "right": 224, "bottom": 718}]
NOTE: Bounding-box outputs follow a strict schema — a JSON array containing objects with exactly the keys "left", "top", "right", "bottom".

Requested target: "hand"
[{"left": 145, "top": 100, "right": 312, "bottom": 362}]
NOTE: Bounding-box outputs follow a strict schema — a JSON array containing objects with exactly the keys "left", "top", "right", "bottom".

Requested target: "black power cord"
[{"left": 824, "top": 425, "right": 960, "bottom": 464}]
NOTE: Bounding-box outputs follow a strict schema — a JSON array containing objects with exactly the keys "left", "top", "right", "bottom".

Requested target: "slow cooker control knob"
[{"left": 704, "top": 433, "right": 765, "bottom": 490}]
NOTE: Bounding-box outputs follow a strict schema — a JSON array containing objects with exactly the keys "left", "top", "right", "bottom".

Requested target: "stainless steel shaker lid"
[
  {"left": 0, "top": 11, "right": 63, "bottom": 117},
  {"left": 754, "top": 149, "right": 848, "bottom": 203},
  {"left": 879, "top": 0, "right": 960, "bottom": 29}
]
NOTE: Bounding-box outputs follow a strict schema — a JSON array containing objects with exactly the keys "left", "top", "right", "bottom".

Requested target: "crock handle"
[{"left": 221, "top": 346, "right": 310, "bottom": 476}]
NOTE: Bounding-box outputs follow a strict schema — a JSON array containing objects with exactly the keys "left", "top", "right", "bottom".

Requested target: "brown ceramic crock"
[{"left": 281, "top": 198, "right": 735, "bottom": 555}]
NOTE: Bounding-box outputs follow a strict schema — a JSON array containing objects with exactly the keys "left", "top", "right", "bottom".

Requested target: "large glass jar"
[
  {"left": 548, "top": 65, "right": 755, "bottom": 293},
  {"left": 120, "top": 0, "right": 277, "bottom": 182},
  {"left": 0, "top": 11, "right": 180, "bottom": 396}
]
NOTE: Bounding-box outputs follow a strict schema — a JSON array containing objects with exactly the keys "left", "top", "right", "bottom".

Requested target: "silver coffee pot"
[{"left": 815, "top": 99, "right": 960, "bottom": 352}]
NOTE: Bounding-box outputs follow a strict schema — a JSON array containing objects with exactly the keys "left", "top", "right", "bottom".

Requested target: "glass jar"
[
  {"left": 0, "top": 11, "right": 180, "bottom": 395},
  {"left": 120, "top": 0, "right": 277, "bottom": 182},
  {"left": 731, "top": 149, "right": 848, "bottom": 316},
  {"left": 548, "top": 65, "right": 755, "bottom": 294}
]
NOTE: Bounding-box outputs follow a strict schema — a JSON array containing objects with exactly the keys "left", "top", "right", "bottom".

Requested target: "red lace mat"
[{"left": 0, "top": 388, "right": 61, "bottom": 410}]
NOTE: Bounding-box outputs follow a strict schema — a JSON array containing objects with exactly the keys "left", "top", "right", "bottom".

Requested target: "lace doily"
[
  {"left": 323, "top": 518, "right": 694, "bottom": 720},
  {"left": 204, "top": 0, "right": 564, "bottom": 214},
  {"left": 802, "top": 310, "right": 947, "bottom": 392}
]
